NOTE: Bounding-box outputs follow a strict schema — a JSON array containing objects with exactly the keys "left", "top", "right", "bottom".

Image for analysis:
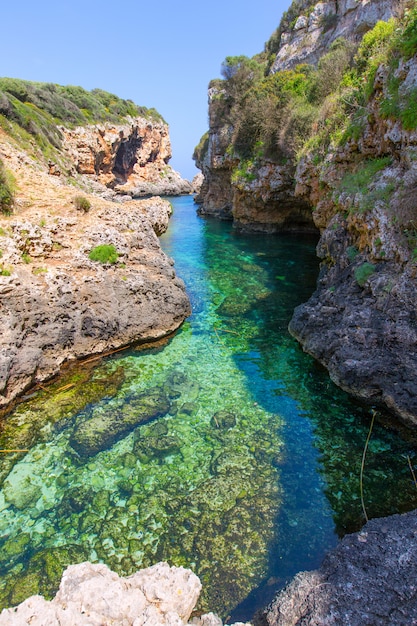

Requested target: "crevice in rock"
[{"left": 113, "top": 131, "right": 142, "bottom": 182}]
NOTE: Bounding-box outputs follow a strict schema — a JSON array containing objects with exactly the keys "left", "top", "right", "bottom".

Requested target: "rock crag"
[
  {"left": 61, "top": 117, "right": 192, "bottom": 197},
  {"left": 194, "top": 0, "right": 404, "bottom": 233},
  {"left": 0, "top": 127, "right": 191, "bottom": 410},
  {"left": 262, "top": 509, "right": 417, "bottom": 626},
  {"left": 271, "top": 0, "right": 405, "bottom": 72}
]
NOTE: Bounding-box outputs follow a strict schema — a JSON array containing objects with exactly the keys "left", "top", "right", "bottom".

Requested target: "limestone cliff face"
[
  {"left": 271, "top": 0, "right": 405, "bottom": 72},
  {"left": 61, "top": 117, "right": 192, "bottom": 197},
  {"left": 195, "top": 0, "right": 404, "bottom": 233}
]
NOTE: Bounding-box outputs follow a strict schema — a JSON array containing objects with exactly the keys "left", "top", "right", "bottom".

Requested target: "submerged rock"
[
  {"left": 210, "top": 411, "right": 237, "bottom": 430},
  {"left": 69, "top": 388, "right": 171, "bottom": 457}
]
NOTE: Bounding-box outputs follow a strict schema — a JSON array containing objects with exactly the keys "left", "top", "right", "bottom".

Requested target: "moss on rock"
[{"left": 69, "top": 388, "right": 170, "bottom": 457}]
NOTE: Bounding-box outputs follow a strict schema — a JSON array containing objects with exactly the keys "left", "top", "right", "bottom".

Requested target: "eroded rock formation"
[
  {"left": 195, "top": 0, "right": 405, "bottom": 233},
  {"left": 261, "top": 509, "right": 417, "bottom": 626},
  {"left": 61, "top": 117, "right": 192, "bottom": 197},
  {"left": 0, "top": 134, "right": 190, "bottom": 409}
]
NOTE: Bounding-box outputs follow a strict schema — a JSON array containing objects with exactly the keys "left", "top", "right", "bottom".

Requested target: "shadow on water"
[{"left": 0, "top": 197, "right": 417, "bottom": 621}]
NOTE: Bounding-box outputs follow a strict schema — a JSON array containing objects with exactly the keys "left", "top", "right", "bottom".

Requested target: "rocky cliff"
[
  {"left": 288, "top": 7, "right": 417, "bottom": 427},
  {"left": 194, "top": 0, "right": 417, "bottom": 428},
  {"left": 194, "top": 0, "right": 405, "bottom": 232},
  {"left": 0, "top": 82, "right": 191, "bottom": 409},
  {"left": 0, "top": 78, "right": 192, "bottom": 197},
  {"left": 61, "top": 118, "right": 192, "bottom": 197}
]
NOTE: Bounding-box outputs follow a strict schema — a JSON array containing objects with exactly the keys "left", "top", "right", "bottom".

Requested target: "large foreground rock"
[
  {"left": 0, "top": 561, "right": 249, "bottom": 626},
  {"left": 0, "top": 562, "right": 202, "bottom": 626},
  {"left": 262, "top": 509, "right": 417, "bottom": 626}
]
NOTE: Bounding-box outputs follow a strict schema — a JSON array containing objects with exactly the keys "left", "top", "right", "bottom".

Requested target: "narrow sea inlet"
[{"left": 1, "top": 196, "right": 417, "bottom": 620}]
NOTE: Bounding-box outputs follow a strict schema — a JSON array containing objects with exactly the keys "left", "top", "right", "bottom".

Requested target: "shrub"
[
  {"left": 339, "top": 157, "right": 392, "bottom": 195},
  {"left": 347, "top": 246, "right": 359, "bottom": 262},
  {"left": 73, "top": 195, "right": 91, "bottom": 212},
  {"left": 193, "top": 132, "right": 209, "bottom": 165},
  {"left": 320, "top": 12, "right": 338, "bottom": 32},
  {"left": 398, "top": 4, "right": 417, "bottom": 59},
  {"left": 354, "top": 262, "right": 376, "bottom": 286},
  {"left": 0, "top": 158, "right": 15, "bottom": 214},
  {"left": 88, "top": 244, "right": 119, "bottom": 265}
]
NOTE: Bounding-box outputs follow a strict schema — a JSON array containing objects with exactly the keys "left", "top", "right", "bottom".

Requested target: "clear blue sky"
[{"left": 1, "top": 1, "right": 291, "bottom": 180}]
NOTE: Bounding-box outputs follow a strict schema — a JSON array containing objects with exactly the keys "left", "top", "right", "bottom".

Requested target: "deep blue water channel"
[{"left": 1, "top": 195, "right": 417, "bottom": 620}]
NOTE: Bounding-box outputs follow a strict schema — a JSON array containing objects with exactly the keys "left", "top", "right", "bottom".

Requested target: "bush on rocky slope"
[
  {"left": 0, "top": 157, "right": 15, "bottom": 215},
  {"left": 0, "top": 78, "right": 165, "bottom": 166}
]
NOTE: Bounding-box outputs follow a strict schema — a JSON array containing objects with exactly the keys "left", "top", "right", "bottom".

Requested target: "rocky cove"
[
  {"left": 2, "top": 1, "right": 417, "bottom": 624},
  {"left": 1, "top": 195, "right": 417, "bottom": 626}
]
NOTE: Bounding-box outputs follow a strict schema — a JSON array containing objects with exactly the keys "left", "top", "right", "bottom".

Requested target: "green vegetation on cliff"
[
  {"left": 0, "top": 158, "right": 15, "bottom": 215},
  {"left": 196, "top": 3, "right": 417, "bottom": 189},
  {"left": 199, "top": 38, "right": 354, "bottom": 170},
  {"left": 0, "top": 77, "right": 165, "bottom": 164}
]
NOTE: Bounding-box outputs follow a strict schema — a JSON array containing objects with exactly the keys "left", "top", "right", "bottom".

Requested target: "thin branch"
[{"left": 360, "top": 410, "right": 376, "bottom": 523}]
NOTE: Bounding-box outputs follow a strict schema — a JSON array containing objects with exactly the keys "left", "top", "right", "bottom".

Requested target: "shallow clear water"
[{"left": 1, "top": 196, "right": 417, "bottom": 620}]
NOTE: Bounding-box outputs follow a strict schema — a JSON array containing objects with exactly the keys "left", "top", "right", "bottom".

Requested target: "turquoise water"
[{"left": 1, "top": 196, "right": 417, "bottom": 620}]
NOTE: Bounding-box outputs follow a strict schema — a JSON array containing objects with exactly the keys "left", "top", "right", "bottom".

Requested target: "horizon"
[{"left": 1, "top": 0, "right": 291, "bottom": 181}]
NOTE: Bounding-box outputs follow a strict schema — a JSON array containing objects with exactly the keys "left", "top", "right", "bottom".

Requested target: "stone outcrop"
[
  {"left": 61, "top": 117, "right": 192, "bottom": 197},
  {"left": 194, "top": 0, "right": 404, "bottom": 232},
  {"left": 289, "top": 53, "right": 417, "bottom": 426},
  {"left": 0, "top": 561, "right": 249, "bottom": 626},
  {"left": 271, "top": 0, "right": 405, "bottom": 72},
  {"left": 261, "top": 509, "right": 417, "bottom": 626},
  {"left": 0, "top": 134, "right": 191, "bottom": 409},
  {"left": 230, "top": 162, "right": 315, "bottom": 233}
]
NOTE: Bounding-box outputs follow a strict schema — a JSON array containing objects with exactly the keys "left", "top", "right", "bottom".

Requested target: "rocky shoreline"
[
  {"left": 0, "top": 116, "right": 191, "bottom": 410},
  {"left": 2, "top": 508, "right": 417, "bottom": 625}
]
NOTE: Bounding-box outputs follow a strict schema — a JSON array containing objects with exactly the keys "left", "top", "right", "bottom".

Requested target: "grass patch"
[
  {"left": 355, "top": 262, "right": 376, "bottom": 286},
  {"left": 88, "top": 244, "right": 119, "bottom": 265},
  {"left": 32, "top": 267, "right": 48, "bottom": 275},
  {"left": 21, "top": 252, "right": 32, "bottom": 264},
  {"left": 73, "top": 196, "right": 91, "bottom": 212},
  {"left": 340, "top": 157, "right": 392, "bottom": 194}
]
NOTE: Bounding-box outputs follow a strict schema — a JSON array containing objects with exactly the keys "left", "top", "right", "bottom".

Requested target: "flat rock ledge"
[
  {"left": 262, "top": 509, "right": 417, "bottom": 626},
  {"left": 0, "top": 561, "right": 249, "bottom": 626}
]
